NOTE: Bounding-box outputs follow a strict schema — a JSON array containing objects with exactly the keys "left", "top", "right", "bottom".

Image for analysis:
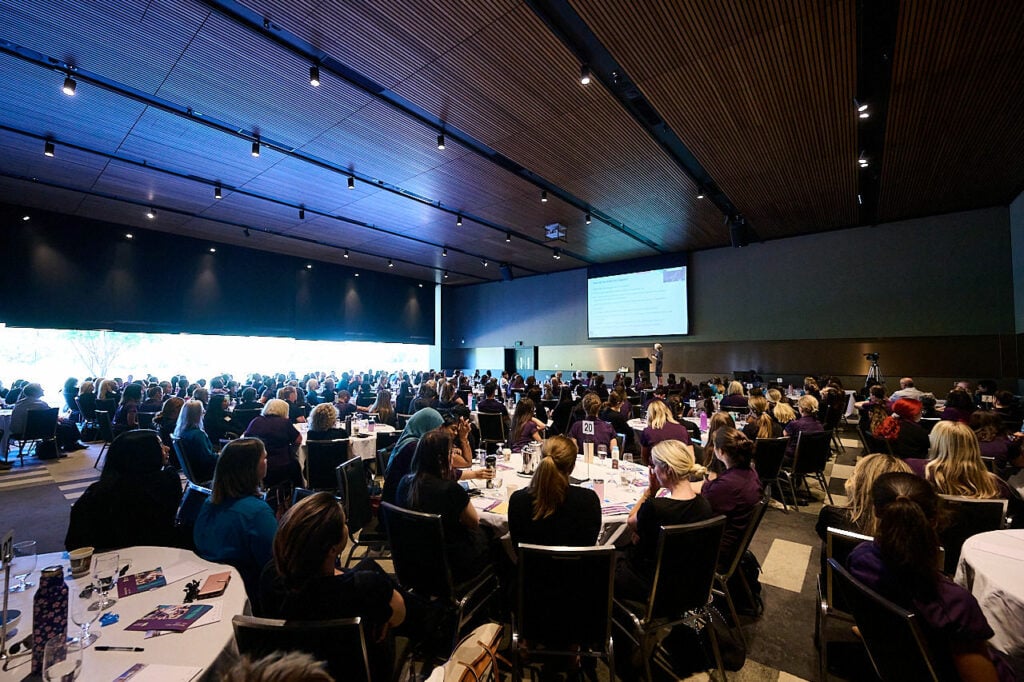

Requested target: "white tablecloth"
[
  {"left": 0, "top": 545, "right": 247, "bottom": 681},
  {"left": 955, "top": 529, "right": 1024, "bottom": 678},
  {"left": 0, "top": 409, "right": 12, "bottom": 460}
]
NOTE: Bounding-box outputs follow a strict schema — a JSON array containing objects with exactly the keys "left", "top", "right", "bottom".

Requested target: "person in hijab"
[{"left": 383, "top": 408, "right": 444, "bottom": 505}]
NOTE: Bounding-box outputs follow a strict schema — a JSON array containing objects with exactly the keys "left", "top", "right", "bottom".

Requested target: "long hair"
[
  {"left": 706, "top": 411, "right": 734, "bottom": 446},
  {"left": 713, "top": 427, "right": 755, "bottom": 469},
  {"left": 774, "top": 402, "right": 796, "bottom": 425},
  {"left": 926, "top": 420, "right": 998, "bottom": 498},
  {"left": 173, "top": 399, "right": 205, "bottom": 439},
  {"left": 211, "top": 438, "right": 266, "bottom": 504},
  {"left": 101, "top": 430, "right": 164, "bottom": 481},
  {"left": 843, "top": 454, "right": 911, "bottom": 535},
  {"left": 511, "top": 398, "right": 537, "bottom": 443},
  {"left": 530, "top": 435, "right": 576, "bottom": 521},
  {"left": 651, "top": 439, "right": 706, "bottom": 482},
  {"left": 748, "top": 396, "right": 774, "bottom": 439},
  {"left": 371, "top": 389, "right": 394, "bottom": 425},
  {"left": 647, "top": 399, "right": 677, "bottom": 430},
  {"left": 871, "top": 472, "right": 942, "bottom": 588},
  {"left": 875, "top": 398, "right": 921, "bottom": 441},
  {"left": 970, "top": 410, "right": 1005, "bottom": 443},
  {"left": 405, "top": 429, "right": 453, "bottom": 509},
  {"left": 119, "top": 383, "right": 143, "bottom": 406},
  {"left": 273, "top": 492, "right": 347, "bottom": 591}
]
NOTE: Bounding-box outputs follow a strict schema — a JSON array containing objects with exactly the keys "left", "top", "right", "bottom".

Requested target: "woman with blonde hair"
[
  {"left": 306, "top": 402, "right": 345, "bottom": 440},
  {"left": 243, "top": 398, "right": 302, "bottom": 487},
  {"left": 773, "top": 402, "right": 796, "bottom": 427},
  {"left": 743, "top": 395, "right": 782, "bottom": 440},
  {"left": 508, "top": 435, "right": 601, "bottom": 547},
  {"left": 720, "top": 380, "right": 748, "bottom": 408},
  {"left": 173, "top": 399, "right": 218, "bottom": 483},
  {"left": 616, "top": 439, "right": 713, "bottom": 601},
  {"left": 782, "top": 394, "right": 823, "bottom": 462},
  {"left": 921, "top": 420, "right": 1000, "bottom": 499},
  {"left": 640, "top": 398, "right": 692, "bottom": 464}
]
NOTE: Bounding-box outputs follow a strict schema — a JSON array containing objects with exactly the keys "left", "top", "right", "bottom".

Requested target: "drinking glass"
[
  {"left": 621, "top": 453, "right": 635, "bottom": 486},
  {"left": 10, "top": 540, "right": 37, "bottom": 592},
  {"left": 597, "top": 444, "right": 608, "bottom": 465},
  {"left": 92, "top": 553, "right": 119, "bottom": 610},
  {"left": 69, "top": 584, "right": 102, "bottom": 649},
  {"left": 43, "top": 637, "right": 82, "bottom": 681}
]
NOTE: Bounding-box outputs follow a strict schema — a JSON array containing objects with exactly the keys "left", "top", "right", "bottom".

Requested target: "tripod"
[{"left": 865, "top": 361, "right": 884, "bottom": 388}]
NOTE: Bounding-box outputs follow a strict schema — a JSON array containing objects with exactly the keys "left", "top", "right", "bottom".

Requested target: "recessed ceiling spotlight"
[
  {"left": 62, "top": 75, "right": 76, "bottom": 96},
  {"left": 456, "top": 214, "right": 462, "bottom": 226},
  {"left": 214, "top": 184, "right": 222, "bottom": 199},
  {"left": 387, "top": 259, "right": 394, "bottom": 268},
  {"left": 859, "top": 111, "right": 870, "bottom": 119},
  {"left": 347, "top": 176, "right": 355, "bottom": 190},
  {"left": 125, "top": 232, "right": 133, "bottom": 239},
  {"left": 209, "top": 247, "right": 217, "bottom": 253},
  {"left": 505, "top": 232, "right": 511, "bottom": 243},
  {"left": 251, "top": 140, "right": 260, "bottom": 157},
  {"left": 481, "top": 259, "right": 488, "bottom": 267},
  {"left": 309, "top": 65, "right": 320, "bottom": 87},
  {"left": 418, "top": 283, "right": 423, "bottom": 288},
  {"left": 541, "top": 190, "right": 548, "bottom": 202},
  {"left": 354, "top": 272, "right": 360, "bottom": 277},
  {"left": 442, "top": 247, "right": 448, "bottom": 257},
  {"left": 585, "top": 212, "right": 591, "bottom": 224},
  {"left": 553, "top": 248, "right": 561, "bottom": 259},
  {"left": 22, "top": 215, "right": 31, "bottom": 221},
  {"left": 44, "top": 140, "right": 55, "bottom": 157},
  {"left": 343, "top": 249, "right": 350, "bottom": 258},
  {"left": 696, "top": 187, "right": 706, "bottom": 199},
  {"left": 146, "top": 209, "right": 155, "bottom": 220},
  {"left": 580, "top": 64, "right": 592, "bottom": 86},
  {"left": 437, "top": 133, "right": 445, "bottom": 150},
  {"left": 443, "top": 271, "right": 449, "bottom": 279},
  {"left": 306, "top": 263, "right": 313, "bottom": 269}
]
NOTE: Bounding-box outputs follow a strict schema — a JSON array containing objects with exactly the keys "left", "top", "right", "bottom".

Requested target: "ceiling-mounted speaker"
[{"left": 500, "top": 264, "right": 513, "bottom": 281}]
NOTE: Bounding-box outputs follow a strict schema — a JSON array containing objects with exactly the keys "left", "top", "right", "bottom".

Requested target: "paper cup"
[{"left": 68, "top": 547, "right": 94, "bottom": 577}]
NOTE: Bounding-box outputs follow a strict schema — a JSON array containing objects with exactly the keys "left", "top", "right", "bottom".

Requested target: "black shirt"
[
  {"left": 508, "top": 486, "right": 601, "bottom": 548},
  {"left": 629, "top": 495, "right": 713, "bottom": 580}
]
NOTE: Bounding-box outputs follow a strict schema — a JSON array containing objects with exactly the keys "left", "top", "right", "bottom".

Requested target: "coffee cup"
[{"left": 69, "top": 547, "right": 94, "bottom": 577}]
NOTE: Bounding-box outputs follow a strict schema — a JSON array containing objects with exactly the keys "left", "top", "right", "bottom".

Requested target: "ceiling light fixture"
[
  {"left": 541, "top": 190, "right": 548, "bottom": 202},
  {"left": 482, "top": 259, "right": 488, "bottom": 267},
  {"left": 387, "top": 259, "right": 394, "bottom": 268},
  {"left": 251, "top": 139, "right": 260, "bottom": 157},
  {"left": 418, "top": 283, "right": 423, "bottom": 288},
  {"left": 299, "top": 207, "right": 305, "bottom": 220},
  {"left": 214, "top": 184, "right": 222, "bottom": 199},
  {"left": 62, "top": 75, "right": 76, "bottom": 96},
  {"left": 309, "top": 65, "right": 320, "bottom": 87},
  {"left": 858, "top": 152, "right": 869, "bottom": 168},
  {"left": 22, "top": 215, "right": 30, "bottom": 221},
  {"left": 505, "top": 232, "right": 511, "bottom": 243},
  {"left": 343, "top": 249, "right": 349, "bottom": 258},
  {"left": 354, "top": 272, "right": 360, "bottom": 277},
  {"left": 209, "top": 247, "right": 217, "bottom": 253},
  {"left": 44, "top": 140, "right": 55, "bottom": 157},
  {"left": 553, "top": 248, "right": 561, "bottom": 259},
  {"left": 125, "top": 233, "right": 133, "bottom": 239},
  {"left": 306, "top": 263, "right": 313, "bottom": 269},
  {"left": 437, "top": 133, "right": 445, "bottom": 150},
  {"left": 580, "top": 64, "right": 592, "bottom": 86},
  {"left": 585, "top": 212, "right": 591, "bottom": 224},
  {"left": 442, "top": 247, "right": 448, "bottom": 257},
  {"left": 243, "top": 227, "right": 250, "bottom": 237},
  {"left": 456, "top": 214, "right": 462, "bottom": 226},
  {"left": 696, "top": 187, "right": 706, "bottom": 199},
  {"left": 146, "top": 209, "right": 155, "bottom": 220},
  {"left": 347, "top": 176, "right": 354, "bottom": 190},
  {"left": 443, "top": 271, "right": 449, "bottom": 279}
]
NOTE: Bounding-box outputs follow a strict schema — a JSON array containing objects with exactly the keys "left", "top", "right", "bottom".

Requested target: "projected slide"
[{"left": 588, "top": 267, "right": 688, "bottom": 338}]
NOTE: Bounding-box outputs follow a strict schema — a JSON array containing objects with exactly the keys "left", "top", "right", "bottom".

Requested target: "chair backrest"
[
  {"left": 136, "top": 411, "right": 156, "bottom": 430},
  {"left": 171, "top": 439, "right": 198, "bottom": 482},
  {"left": 824, "top": 527, "right": 873, "bottom": 613},
  {"left": 175, "top": 481, "right": 211, "bottom": 526},
  {"left": 292, "top": 487, "right": 316, "bottom": 505},
  {"left": 380, "top": 501, "right": 455, "bottom": 602},
  {"left": 516, "top": 544, "right": 615, "bottom": 651},
  {"left": 23, "top": 407, "right": 59, "bottom": 439},
  {"left": 396, "top": 413, "right": 412, "bottom": 430},
  {"left": 96, "top": 398, "right": 117, "bottom": 415},
  {"left": 337, "top": 457, "right": 372, "bottom": 533},
  {"left": 232, "top": 615, "right": 370, "bottom": 682},
  {"left": 356, "top": 393, "right": 375, "bottom": 407},
  {"left": 827, "top": 559, "right": 943, "bottom": 681},
  {"left": 919, "top": 417, "right": 940, "bottom": 435},
  {"left": 859, "top": 429, "right": 894, "bottom": 456},
  {"left": 937, "top": 495, "right": 1007, "bottom": 574},
  {"left": 631, "top": 405, "right": 643, "bottom": 419},
  {"left": 719, "top": 496, "right": 769, "bottom": 578},
  {"left": 229, "top": 409, "right": 262, "bottom": 434},
  {"left": 477, "top": 411, "right": 506, "bottom": 442},
  {"left": 793, "top": 430, "right": 832, "bottom": 474},
  {"left": 645, "top": 515, "right": 726, "bottom": 624},
  {"left": 75, "top": 396, "right": 97, "bottom": 420},
  {"left": 752, "top": 437, "right": 788, "bottom": 483},
  {"left": 95, "top": 410, "right": 114, "bottom": 443},
  {"left": 306, "top": 439, "right": 349, "bottom": 491}
]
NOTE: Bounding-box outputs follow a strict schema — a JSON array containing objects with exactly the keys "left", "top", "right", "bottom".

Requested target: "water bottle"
[
  {"left": 32, "top": 566, "right": 68, "bottom": 675},
  {"left": 611, "top": 443, "right": 620, "bottom": 470},
  {"left": 699, "top": 410, "right": 709, "bottom": 432}
]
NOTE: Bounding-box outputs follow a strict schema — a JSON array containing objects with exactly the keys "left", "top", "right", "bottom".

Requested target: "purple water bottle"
[
  {"left": 699, "top": 410, "right": 708, "bottom": 432},
  {"left": 32, "top": 566, "right": 68, "bottom": 674}
]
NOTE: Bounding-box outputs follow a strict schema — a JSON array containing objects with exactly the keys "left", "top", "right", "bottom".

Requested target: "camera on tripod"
[{"left": 864, "top": 352, "right": 880, "bottom": 362}]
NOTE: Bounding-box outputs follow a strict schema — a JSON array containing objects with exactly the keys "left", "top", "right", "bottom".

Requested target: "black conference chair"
[
  {"left": 175, "top": 481, "right": 212, "bottom": 550},
  {"left": 232, "top": 615, "right": 371, "bottom": 682},
  {"left": 306, "top": 439, "right": 349, "bottom": 491},
  {"left": 937, "top": 494, "right": 1007, "bottom": 575},
  {"left": 613, "top": 515, "right": 727, "bottom": 681},
  {"left": 753, "top": 437, "right": 789, "bottom": 512},
  {"left": 477, "top": 411, "right": 506, "bottom": 451},
  {"left": 228, "top": 408, "right": 261, "bottom": 435},
  {"left": 782, "top": 430, "right": 834, "bottom": 505},
  {"left": 93, "top": 410, "right": 115, "bottom": 469},
  {"left": 714, "top": 495, "right": 770, "bottom": 638},
  {"left": 336, "top": 458, "right": 388, "bottom": 567},
  {"left": 513, "top": 544, "right": 616, "bottom": 680},
  {"left": 816, "top": 527, "right": 873, "bottom": 681},
  {"left": 8, "top": 407, "right": 58, "bottom": 465}
]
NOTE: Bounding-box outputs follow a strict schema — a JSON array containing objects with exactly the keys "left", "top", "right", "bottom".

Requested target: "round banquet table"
[
  {"left": 954, "top": 529, "right": 1024, "bottom": 679},
  {"left": 627, "top": 416, "right": 710, "bottom": 443},
  {"left": 297, "top": 421, "right": 396, "bottom": 473},
  {"left": 462, "top": 450, "right": 647, "bottom": 547},
  {"left": 0, "top": 545, "right": 247, "bottom": 681}
]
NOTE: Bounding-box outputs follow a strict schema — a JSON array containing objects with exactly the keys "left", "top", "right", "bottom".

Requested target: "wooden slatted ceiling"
[
  {"left": 571, "top": 0, "right": 858, "bottom": 240},
  {"left": 879, "top": 0, "right": 1024, "bottom": 222}
]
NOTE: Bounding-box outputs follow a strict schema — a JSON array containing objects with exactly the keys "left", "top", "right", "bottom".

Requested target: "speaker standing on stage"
[{"left": 650, "top": 344, "right": 664, "bottom": 387}]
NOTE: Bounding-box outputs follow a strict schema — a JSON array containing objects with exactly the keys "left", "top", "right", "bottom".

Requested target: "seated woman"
[
  {"left": 568, "top": 394, "right": 616, "bottom": 456},
  {"left": 111, "top": 383, "right": 142, "bottom": 437},
  {"left": 306, "top": 402, "right": 346, "bottom": 440},
  {"left": 874, "top": 398, "right": 929, "bottom": 459},
  {"left": 615, "top": 439, "right": 713, "bottom": 603},
  {"left": 194, "top": 438, "right": 278, "bottom": 604},
  {"left": 66, "top": 430, "right": 183, "bottom": 551},
  {"left": 854, "top": 385, "right": 888, "bottom": 437},
  {"left": 509, "top": 398, "right": 547, "bottom": 453},
  {"left": 153, "top": 396, "right": 184, "bottom": 448},
  {"left": 742, "top": 396, "right": 783, "bottom": 440},
  {"left": 235, "top": 387, "right": 263, "bottom": 411},
  {"left": 76, "top": 380, "right": 98, "bottom": 422},
  {"left": 547, "top": 386, "right": 577, "bottom": 436},
  {"left": 173, "top": 399, "right": 218, "bottom": 484},
  {"left": 783, "top": 395, "right": 823, "bottom": 464},
  {"left": 363, "top": 389, "right": 397, "bottom": 428},
  {"left": 396, "top": 430, "right": 491, "bottom": 583},
  {"left": 848, "top": 472, "right": 1014, "bottom": 681},
  {"left": 720, "top": 381, "right": 749, "bottom": 409},
  {"left": 600, "top": 392, "right": 635, "bottom": 454},
  {"left": 526, "top": 385, "right": 548, "bottom": 425},
  {"left": 970, "top": 410, "right": 1020, "bottom": 479},
  {"left": 640, "top": 399, "right": 692, "bottom": 465},
  {"left": 384, "top": 408, "right": 444, "bottom": 505},
  {"left": 259, "top": 493, "right": 407, "bottom": 682},
  {"left": 703, "top": 428, "right": 762, "bottom": 569},
  {"left": 434, "top": 381, "right": 464, "bottom": 416},
  {"left": 508, "top": 435, "right": 601, "bottom": 547},
  {"left": 243, "top": 398, "right": 302, "bottom": 488},
  {"left": 204, "top": 394, "right": 234, "bottom": 443},
  {"left": 941, "top": 387, "right": 976, "bottom": 423}
]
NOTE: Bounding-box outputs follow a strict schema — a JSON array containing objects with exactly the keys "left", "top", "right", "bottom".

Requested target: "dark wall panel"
[{"left": 0, "top": 205, "right": 433, "bottom": 343}]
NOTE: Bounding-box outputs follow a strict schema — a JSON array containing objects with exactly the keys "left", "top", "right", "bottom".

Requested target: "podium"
[{"left": 632, "top": 357, "right": 651, "bottom": 380}]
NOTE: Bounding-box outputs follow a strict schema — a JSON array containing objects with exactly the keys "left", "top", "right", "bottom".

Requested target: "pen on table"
[{"left": 95, "top": 646, "right": 145, "bottom": 652}]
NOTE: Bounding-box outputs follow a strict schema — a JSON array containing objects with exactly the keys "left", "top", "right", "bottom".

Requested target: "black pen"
[{"left": 95, "top": 646, "right": 144, "bottom": 652}]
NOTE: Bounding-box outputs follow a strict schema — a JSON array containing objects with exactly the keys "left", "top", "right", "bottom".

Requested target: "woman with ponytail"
[
  {"left": 615, "top": 439, "right": 714, "bottom": 601},
  {"left": 742, "top": 396, "right": 782, "bottom": 440},
  {"left": 873, "top": 398, "right": 929, "bottom": 458},
  {"left": 848, "top": 472, "right": 1013, "bottom": 681},
  {"left": 508, "top": 436, "right": 601, "bottom": 547},
  {"left": 704, "top": 427, "right": 763, "bottom": 568}
]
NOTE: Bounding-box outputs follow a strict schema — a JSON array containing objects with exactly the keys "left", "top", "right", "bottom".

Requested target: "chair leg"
[
  {"left": 772, "top": 481, "right": 789, "bottom": 513},
  {"left": 715, "top": 575, "right": 746, "bottom": 646},
  {"left": 94, "top": 441, "right": 108, "bottom": 469},
  {"left": 703, "top": 616, "right": 727, "bottom": 682},
  {"left": 817, "top": 473, "right": 834, "bottom": 505}
]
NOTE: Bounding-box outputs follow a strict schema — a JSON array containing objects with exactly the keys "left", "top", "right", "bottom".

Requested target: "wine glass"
[
  {"left": 9, "top": 540, "right": 37, "bottom": 592},
  {"left": 43, "top": 637, "right": 82, "bottom": 681},
  {"left": 92, "top": 553, "right": 119, "bottom": 610},
  {"left": 621, "top": 453, "right": 635, "bottom": 486},
  {"left": 69, "top": 585, "right": 101, "bottom": 650}
]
